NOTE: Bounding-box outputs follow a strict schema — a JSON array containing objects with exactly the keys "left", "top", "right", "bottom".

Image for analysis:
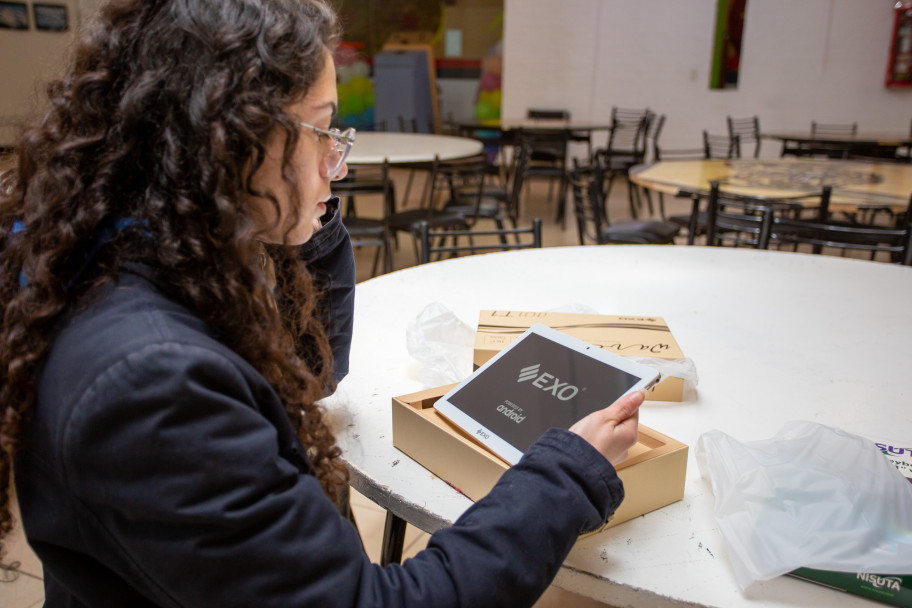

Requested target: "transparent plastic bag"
[
  {"left": 696, "top": 421, "right": 912, "bottom": 589},
  {"left": 625, "top": 356, "right": 698, "bottom": 391},
  {"left": 406, "top": 302, "right": 475, "bottom": 387},
  {"left": 405, "top": 303, "right": 599, "bottom": 388}
]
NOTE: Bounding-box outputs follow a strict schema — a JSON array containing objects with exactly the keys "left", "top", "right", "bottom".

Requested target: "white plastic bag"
[
  {"left": 696, "top": 421, "right": 912, "bottom": 589},
  {"left": 625, "top": 356, "right": 699, "bottom": 391},
  {"left": 405, "top": 302, "right": 598, "bottom": 388},
  {"left": 405, "top": 303, "right": 475, "bottom": 387}
]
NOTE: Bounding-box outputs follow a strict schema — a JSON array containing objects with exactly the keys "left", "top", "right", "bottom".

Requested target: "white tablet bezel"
[{"left": 433, "top": 323, "right": 661, "bottom": 465}]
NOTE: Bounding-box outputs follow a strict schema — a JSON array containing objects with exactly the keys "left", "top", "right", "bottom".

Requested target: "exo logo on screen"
[{"left": 516, "top": 364, "right": 580, "bottom": 401}]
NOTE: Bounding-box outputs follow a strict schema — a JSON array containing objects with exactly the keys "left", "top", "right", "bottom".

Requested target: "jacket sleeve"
[
  {"left": 297, "top": 196, "right": 355, "bottom": 384},
  {"left": 64, "top": 344, "right": 623, "bottom": 608}
]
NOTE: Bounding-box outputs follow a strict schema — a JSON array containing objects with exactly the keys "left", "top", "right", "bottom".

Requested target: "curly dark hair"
[{"left": 0, "top": 0, "right": 347, "bottom": 560}]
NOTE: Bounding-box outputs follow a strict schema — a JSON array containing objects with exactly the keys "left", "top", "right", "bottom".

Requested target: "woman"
[{"left": 0, "top": 1, "right": 643, "bottom": 606}]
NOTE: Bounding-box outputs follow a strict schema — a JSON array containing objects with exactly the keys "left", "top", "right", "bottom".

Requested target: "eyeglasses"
[{"left": 298, "top": 122, "right": 356, "bottom": 179}]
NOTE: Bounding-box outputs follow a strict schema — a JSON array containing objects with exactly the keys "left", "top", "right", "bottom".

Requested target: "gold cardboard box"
[
  {"left": 475, "top": 310, "right": 687, "bottom": 402},
  {"left": 391, "top": 384, "right": 688, "bottom": 529}
]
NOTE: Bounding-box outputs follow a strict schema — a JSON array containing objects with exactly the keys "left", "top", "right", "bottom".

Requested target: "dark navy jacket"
[{"left": 14, "top": 206, "right": 625, "bottom": 607}]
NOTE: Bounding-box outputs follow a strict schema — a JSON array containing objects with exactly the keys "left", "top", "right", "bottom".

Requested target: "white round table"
[
  {"left": 346, "top": 131, "right": 483, "bottom": 165},
  {"left": 324, "top": 245, "right": 912, "bottom": 608}
]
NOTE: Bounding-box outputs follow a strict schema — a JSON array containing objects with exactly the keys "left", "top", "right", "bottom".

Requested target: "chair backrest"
[
  {"left": 569, "top": 160, "right": 607, "bottom": 245},
  {"left": 703, "top": 131, "right": 741, "bottom": 159},
  {"left": 810, "top": 121, "right": 858, "bottom": 137},
  {"left": 397, "top": 116, "right": 420, "bottom": 133},
  {"left": 518, "top": 128, "right": 569, "bottom": 165},
  {"left": 599, "top": 107, "right": 650, "bottom": 157},
  {"left": 726, "top": 115, "right": 761, "bottom": 157},
  {"left": 611, "top": 106, "right": 651, "bottom": 127},
  {"left": 770, "top": 191, "right": 912, "bottom": 265},
  {"left": 648, "top": 114, "right": 666, "bottom": 161},
  {"left": 333, "top": 160, "right": 395, "bottom": 219},
  {"left": 702, "top": 181, "right": 802, "bottom": 248},
  {"left": 416, "top": 218, "right": 543, "bottom": 264},
  {"left": 527, "top": 108, "right": 570, "bottom": 120},
  {"left": 426, "top": 154, "right": 489, "bottom": 223},
  {"left": 333, "top": 161, "right": 394, "bottom": 276},
  {"left": 506, "top": 141, "right": 532, "bottom": 216}
]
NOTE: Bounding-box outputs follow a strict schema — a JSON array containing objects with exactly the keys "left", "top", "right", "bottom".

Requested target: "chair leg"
[
  {"left": 546, "top": 176, "right": 556, "bottom": 210},
  {"left": 639, "top": 184, "right": 655, "bottom": 216},
  {"left": 687, "top": 196, "right": 700, "bottom": 246},
  {"left": 410, "top": 234, "right": 422, "bottom": 265},
  {"left": 602, "top": 173, "right": 616, "bottom": 213},
  {"left": 553, "top": 173, "right": 569, "bottom": 227},
  {"left": 626, "top": 177, "right": 639, "bottom": 219},
  {"left": 380, "top": 511, "right": 407, "bottom": 566},
  {"left": 369, "top": 245, "right": 381, "bottom": 278},
  {"left": 383, "top": 233, "right": 393, "bottom": 273}
]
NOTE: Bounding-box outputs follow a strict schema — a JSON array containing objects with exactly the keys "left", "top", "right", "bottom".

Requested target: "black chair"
[
  {"left": 812, "top": 121, "right": 858, "bottom": 137},
  {"left": 333, "top": 162, "right": 394, "bottom": 276},
  {"left": 703, "top": 131, "right": 741, "bottom": 159},
  {"left": 666, "top": 133, "right": 741, "bottom": 244},
  {"left": 416, "top": 218, "right": 543, "bottom": 264},
  {"left": 700, "top": 181, "right": 802, "bottom": 249},
  {"left": 594, "top": 107, "right": 652, "bottom": 219},
  {"left": 439, "top": 153, "right": 515, "bottom": 234},
  {"left": 449, "top": 140, "right": 532, "bottom": 230},
  {"left": 770, "top": 190, "right": 912, "bottom": 264},
  {"left": 527, "top": 108, "right": 568, "bottom": 120},
  {"left": 786, "top": 121, "right": 858, "bottom": 159},
  {"left": 397, "top": 115, "right": 435, "bottom": 133},
  {"left": 527, "top": 107, "right": 592, "bottom": 160},
  {"left": 457, "top": 123, "right": 516, "bottom": 185},
  {"left": 609, "top": 107, "right": 653, "bottom": 128},
  {"left": 811, "top": 121, "right": 858, "bottom": 159},
  {"left": 515, "top": 127, "right": 571, "bottom": 223},
  {"left": 570, "top": 160, "right": 679, "bottom": 246},
  {"left": 385, "top": 155, "right": 475, "bottom": 264},
  {"left": 726, "top": 116, "right": 761, "bottom": 158}
]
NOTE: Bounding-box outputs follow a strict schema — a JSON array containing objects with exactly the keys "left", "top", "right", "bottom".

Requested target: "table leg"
[{"left": 380, "top": 511, "right": 407, "bottom": 566}]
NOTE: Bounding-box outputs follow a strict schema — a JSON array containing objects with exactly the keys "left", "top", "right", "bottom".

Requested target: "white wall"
[{"left": 503, "top": 0, "right": 912, "bottom": 157}]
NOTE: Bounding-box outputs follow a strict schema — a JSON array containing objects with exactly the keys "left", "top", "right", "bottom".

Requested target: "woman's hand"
[{"left": 569, "top": 390, "right": 645, "bottom": 466}]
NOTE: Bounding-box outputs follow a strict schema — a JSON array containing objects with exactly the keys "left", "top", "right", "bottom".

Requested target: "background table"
[
  {"left": 764, "top": 131, "right": 912, "bottom": 158},
  {"left": 324, "top": 245, "right": 912, "bottom": 608},
  {"left": 346, "top": 131, "right": 483, "bottom": 165},
  {"left": 458, "top": 118, "right": 614, "bottom": 133},
  {"left": 630, "top": 158, "right": 912, "bottom": 211}
]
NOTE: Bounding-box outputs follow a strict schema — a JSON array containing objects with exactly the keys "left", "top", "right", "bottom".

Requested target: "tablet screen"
[{"left": 434, "top": 325, "right": 658, "bottom": 464}]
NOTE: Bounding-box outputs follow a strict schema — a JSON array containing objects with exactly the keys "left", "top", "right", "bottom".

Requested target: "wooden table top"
[
  {"left": 630, "top": 158, "right": 912, "bottom": 210},
  {"left": 763, "top": 131, "right": 912, "bottom": 146}
]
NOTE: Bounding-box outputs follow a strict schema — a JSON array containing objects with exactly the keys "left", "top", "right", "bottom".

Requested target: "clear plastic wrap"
[
  {"left": 405, "top": 302, "right": 475, "bottom": 387},
  {"left": 696, "top": 421, "right": 912, "bottom": 589}
]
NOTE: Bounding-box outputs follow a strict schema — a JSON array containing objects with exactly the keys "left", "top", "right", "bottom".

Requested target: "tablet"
[{"left": 433, "top": 324, "right": 661, "bottom": 465}]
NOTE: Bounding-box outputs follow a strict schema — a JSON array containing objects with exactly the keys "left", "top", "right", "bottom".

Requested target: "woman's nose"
[{"left": 331, "top": 161, "right": 349, "bottom": 181}]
